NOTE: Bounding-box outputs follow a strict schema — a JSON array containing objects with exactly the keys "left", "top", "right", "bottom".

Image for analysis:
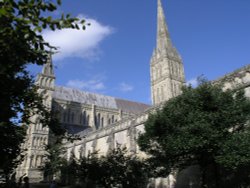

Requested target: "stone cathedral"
[{"left": 16, "top": 0, "right": 250, "bottom": 187}]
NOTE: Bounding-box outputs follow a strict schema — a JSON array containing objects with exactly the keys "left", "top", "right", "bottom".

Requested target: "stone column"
[
  {"left": 107, "top": 131, "right": 115, "bottom": 151},
  {"left": 90, "top": 104, "right": 96, "bottom": 130},
  {"left": 81, "top": 142, "right": 86, "bottom": 158},
  {"left": 118, "top": 109, "right": 123, "bottom": 121},
  {"left": 128, "top": 126, "right": 136, "bottom": 153}
]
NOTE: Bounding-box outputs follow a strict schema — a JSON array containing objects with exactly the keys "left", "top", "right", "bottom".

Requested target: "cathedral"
[{"left": 16, "top": 0, "right": 250, "bottom": 187}]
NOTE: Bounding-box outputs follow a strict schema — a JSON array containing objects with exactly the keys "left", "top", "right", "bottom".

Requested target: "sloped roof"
[{"left": 53, "top": 86, "right": 151, "bottom": 114}]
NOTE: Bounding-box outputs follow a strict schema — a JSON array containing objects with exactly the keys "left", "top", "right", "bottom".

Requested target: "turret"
[{"left": 36, "top": 54, "right": 55, "bottom": 91}]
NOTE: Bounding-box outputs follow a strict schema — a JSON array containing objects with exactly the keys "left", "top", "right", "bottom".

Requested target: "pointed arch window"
[
  {"left": 63, "top": 112, "right": 67, "bottom": 122},
  {"left": 161, "top": 86, "right": 164, "bottom": 101},
  {"left": 101, "top": 117, "right": 104, "bottom": 127},
  {"left": 95, "top": 113, "right": 101, "bottom": 129},
  {"left": 86, "top": 115, "right": 89, "bottom": 126},
  {"left": 83, "top": 111, "right": 86, "bottom": 125},
  {"left": 71, "top": 112, "right": 74, "bottom": 123},
  {"left": 67, "top": 109, "right": 71, "bottom": 123}
]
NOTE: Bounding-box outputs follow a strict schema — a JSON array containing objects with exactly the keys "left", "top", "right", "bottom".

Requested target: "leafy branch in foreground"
[{"left": 0, "top": 0, "right": 88, "bottom": 178}]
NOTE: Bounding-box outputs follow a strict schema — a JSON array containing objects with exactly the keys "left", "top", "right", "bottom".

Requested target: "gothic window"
[
  {"left": 83, "top": 111, "right": 86, "bottom": 125},
  {"left": 43, "top": 137, "right": 46, "bottom": 145},
  {"left": 94, "top": 116, "right": 97, "bottom": 127},
  {"left": 35, "top": 137, "right": 38, "bottom": 147},
  {"left": 108, "top": 118, "right": 111, "bottom": 125},
  {"left": 111, "top": 115, "right": 115, "bottom": 123},
  {"left": 37, "top": 137, "right": 39, "bottom": 147},
  {"left": 71, "top": 112, "right": 74, "bottom": 123},
  {"left": 40, "top": 137, "right": 43, "bottom": 146},
  {"left": 161, "top": 86, "right": 164, "bottom": 101},
  {"left": 37, "top": 156, "right": 42, "bottom": 167},
  {"left": 101, "top": 117, "right": 104, "bottom": 127},
  {"left": 30, "top": 155, "right": 34, "bottom": 168},
  {"left": 32, "top": 137, "right": 35, "bottom": 147},
  {"left": 87, "top": 115, "right": 89, "bottom": 126},
  {"left": 96, "top": 113, "right": 101, "bottom": 129},
  {"left": 62, "top": 112, "right": 66, "bottom": 122},
  {"left": 79, "top": 113, "right": 82, "bottom": 124},
  {"left": 67, "top": 109, "right": 71, "bottom": 123},
  {"left": 39, "top": 137, "right": 42, "bottom": 147},
  {"left": 35, "top": 155, "right": 38, "bottom": 167}
]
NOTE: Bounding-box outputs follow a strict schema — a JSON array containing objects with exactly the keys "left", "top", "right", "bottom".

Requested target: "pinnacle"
[{"left": 42, "top": 53, "right": 54, "bottom": 76}]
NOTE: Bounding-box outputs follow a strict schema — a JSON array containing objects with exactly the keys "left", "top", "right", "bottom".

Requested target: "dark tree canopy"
[
  {"left": 77, "top": 147, "right": 149, "bottom": 188},
  {"left": 0, "top": 0, "right": 86, "bottom": 177},
  {"left": 138, "top": 82, "right": 250, "bottom": 187}
]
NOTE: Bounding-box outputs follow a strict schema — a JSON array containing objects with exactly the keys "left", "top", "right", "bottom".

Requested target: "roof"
[{"left": 53, "top": 86, "right": 151, "bottom": 114}]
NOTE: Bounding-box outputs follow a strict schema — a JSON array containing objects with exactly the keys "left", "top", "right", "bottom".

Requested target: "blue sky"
[{"left": 30, "top": 0, "right": 250, "bottom": 105}]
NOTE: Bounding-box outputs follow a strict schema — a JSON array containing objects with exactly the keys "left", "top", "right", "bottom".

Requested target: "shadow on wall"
[
  {"left": 175, "top": 165, "right": 201, "bottom": 188},
  {"left": 52, "top": 100, "right": 92, "bottom": 135},
  {"left": 174, "top": 165, "right": 250, "bottom": 188}
]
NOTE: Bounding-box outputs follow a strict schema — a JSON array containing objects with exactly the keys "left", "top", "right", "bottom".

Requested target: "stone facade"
[{"left": 16, "top": 0, "right": 250, "bottom": 187}]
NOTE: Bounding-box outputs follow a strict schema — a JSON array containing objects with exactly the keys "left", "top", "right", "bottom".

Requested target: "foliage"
[
  {"left": 42, "top": 138, "right": 67, "bottom": 181},
  {"left": 75, "top": 147, "right": 149, "bottom": 188},
  {"left": 138, "top": 81, "right": 250, "bottom": 187},
  {"left": 0, "top": 0, "right": 87, "bottom": 177}
]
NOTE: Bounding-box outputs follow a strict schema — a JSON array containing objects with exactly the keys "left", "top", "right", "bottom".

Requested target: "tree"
[
  {"left": 138, "top": 81, "right": 250, "bottom": 187},
  {"left": 0, "top": 0, "right": 87, "bottom": 178},
  {"left": 42, "top": 138, "right": 67, "bottom": 182},
  {"left": 77, "top": 147, "right": 149, "bottom": 188}
]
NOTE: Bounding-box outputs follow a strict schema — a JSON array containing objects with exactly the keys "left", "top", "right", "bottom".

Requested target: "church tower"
[
  {"left": 150, "top": 0, "right": 185, "bottom": 105},
  {"left": 16, "top": 55, "right": 55, "bottom": 182}
]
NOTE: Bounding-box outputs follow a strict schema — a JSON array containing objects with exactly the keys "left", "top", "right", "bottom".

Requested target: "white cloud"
[
  {"left": 66, "top": 78, "right": 105, "bottom": 92},
  {"left": 119, "top": 82, "right": 134, "bottom": 92},
  {"left": 187, "top": 78, "right": 198, "bottom": 88},
  {"left": 43, "top": 16, "right": 113, "bottom": 61}
]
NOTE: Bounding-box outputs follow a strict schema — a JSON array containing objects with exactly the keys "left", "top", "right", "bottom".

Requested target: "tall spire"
[
  {"left": 157, "top": 0, "right": 172, "bottom": 52},
  {"left": 150, "top": 0, "right": 185, "bottom": 105}
]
